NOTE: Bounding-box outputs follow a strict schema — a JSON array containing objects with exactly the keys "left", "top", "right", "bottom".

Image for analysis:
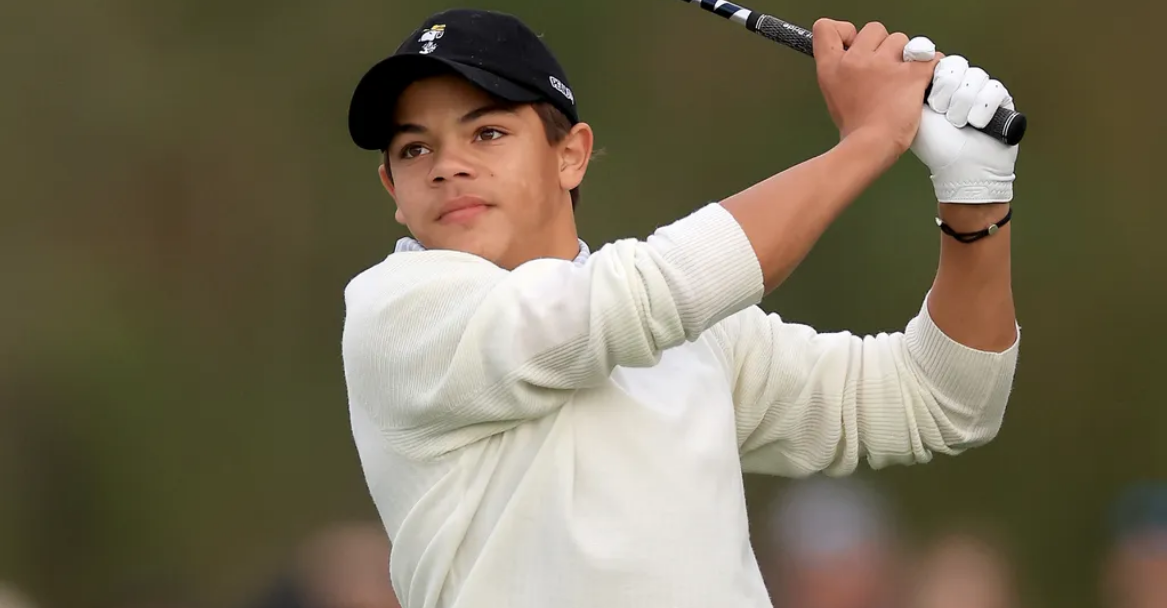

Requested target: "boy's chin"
[{"left": 433, "top": 232, "right": 512, "bottom": 265}]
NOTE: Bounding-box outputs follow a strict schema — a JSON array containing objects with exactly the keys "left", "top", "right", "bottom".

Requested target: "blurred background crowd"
[
  {"left": 2, "top": 479, "right": 1167, "bottom": 608},
  {"left": 3, "top": 0, "right": 1164, "bottom": 606}
]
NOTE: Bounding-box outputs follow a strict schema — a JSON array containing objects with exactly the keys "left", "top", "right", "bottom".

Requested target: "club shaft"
[
  {"left": 683, "top": 0, "right": 754, "bottom": 25},
  {"left": 682, "top": 1, "right": 813, "bottom": 54}
]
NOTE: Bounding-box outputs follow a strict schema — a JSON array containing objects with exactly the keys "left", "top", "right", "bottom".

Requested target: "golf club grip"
[
  {"left": 751, "top": 13, "right": 814, "bottom": 56},
  {"left": 748, "top": 13, "right": 1026, "bottom": 146}
]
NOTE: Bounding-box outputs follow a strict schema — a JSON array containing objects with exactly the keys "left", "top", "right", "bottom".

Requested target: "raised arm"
[
  {"left": 915, "top": 52, "right": 1021, "bottom": 352},
  {"left": 716, "top": 41, "right": 1023, "bottom": 477}
]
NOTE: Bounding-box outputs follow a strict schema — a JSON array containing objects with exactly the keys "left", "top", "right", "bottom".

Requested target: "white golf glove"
[{"left": 902, "top": 39, "right": 1019, "bottom": 204}]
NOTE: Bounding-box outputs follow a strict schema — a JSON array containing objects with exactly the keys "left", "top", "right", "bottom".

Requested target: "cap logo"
[
  {"left": 549, "top": 76, "right": 575, "bottom": 105},
  {"left": 418, "top": 24, "right": 445, "bottom": 55}
]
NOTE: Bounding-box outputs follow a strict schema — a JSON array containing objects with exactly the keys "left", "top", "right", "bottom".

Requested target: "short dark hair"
[{"left": 382, "top": 101, "right": 582, "bottom": 209}]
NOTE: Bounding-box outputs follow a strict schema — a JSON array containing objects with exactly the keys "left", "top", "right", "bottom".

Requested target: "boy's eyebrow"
[
  {"left": 389, "top": 104, "right": 519, "bottom": 142},
  {"left": 460, "top": 103, "right": 518, "bottom": 123},
  {"left": 392, "top": 123, "right": 427, "bottom": 137}
]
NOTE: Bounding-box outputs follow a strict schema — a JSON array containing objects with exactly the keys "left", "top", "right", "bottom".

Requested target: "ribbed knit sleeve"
[
  {"left": 341, "top": 203, "right": 764, "bottom": 460},
  {"left": 708, "top": 296, "right": 1019, "bottom": 477}
]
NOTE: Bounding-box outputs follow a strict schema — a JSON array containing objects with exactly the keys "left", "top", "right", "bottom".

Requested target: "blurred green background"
[{"left": 2, "top": 0, "right": 1164, "bottom": 607}]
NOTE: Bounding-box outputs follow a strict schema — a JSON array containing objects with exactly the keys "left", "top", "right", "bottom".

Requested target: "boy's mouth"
[{"left": 438, "top": 196, "right": 491, "bottom": 224}]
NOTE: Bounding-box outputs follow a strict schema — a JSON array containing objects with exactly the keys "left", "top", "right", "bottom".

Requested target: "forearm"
[
  {"left": 721, "top": 129, "right": 901, "bottom": 293},
  {"left": 927, "top": 203, "right": 1017, "bottom": 352}
]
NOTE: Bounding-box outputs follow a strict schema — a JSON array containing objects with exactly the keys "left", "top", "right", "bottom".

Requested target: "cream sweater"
[{"left": 341, "top": 203, "right": 1019, "bottom": 608}]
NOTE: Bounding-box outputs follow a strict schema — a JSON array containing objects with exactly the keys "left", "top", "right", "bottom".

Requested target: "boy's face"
[{"left": 382, "top": 73, "right": 591, "bottom": 269}]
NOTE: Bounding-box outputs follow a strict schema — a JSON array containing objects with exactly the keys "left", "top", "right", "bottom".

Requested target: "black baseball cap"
[{"left": 348, "top": 9, "right": 579, "bottom": 151}]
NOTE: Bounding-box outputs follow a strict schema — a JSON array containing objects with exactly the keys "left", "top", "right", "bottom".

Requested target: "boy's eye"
[
  {"left": 477, "top": 128, "right": 505, "bottom": 141},
  {"left": 401, "top": 144, "right": 430, "bottom": 159}
]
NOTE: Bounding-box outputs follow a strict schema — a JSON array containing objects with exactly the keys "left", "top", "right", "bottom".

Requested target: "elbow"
[
  {"left": 950, "top": 403, "right": 1006, "bottom": 451},
  {"left": 906, "top": 323, "right": 1020, "bottom": 453},
  {"left": 932, "top": 365, "right": 1016, "bottom": 453},
  {"left": 862, "top": 358, "right": 1016, "bottom": 470}
]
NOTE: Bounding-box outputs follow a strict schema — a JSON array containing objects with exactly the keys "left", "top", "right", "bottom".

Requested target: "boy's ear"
[
  {"left": 378, "top": 164, "right": 407, "bottom": 225},
  {"left": 378, "top": 163, "right": 396, "bottom": 198},
  {"left": 558, "top": 122, "right": 594, "bottom": 192}
]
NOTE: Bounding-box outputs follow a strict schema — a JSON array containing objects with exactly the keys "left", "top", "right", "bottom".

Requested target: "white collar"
[{"left": 393, "top": 237, "right": 592, "bottom": 266}]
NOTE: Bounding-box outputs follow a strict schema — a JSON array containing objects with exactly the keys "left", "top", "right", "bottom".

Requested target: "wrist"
[
  {"left": 838, "top": 127, "right": 905, "bottom": 173},
  {"left": 938, "top": 202, "right": 1010, "bottom": 232}
]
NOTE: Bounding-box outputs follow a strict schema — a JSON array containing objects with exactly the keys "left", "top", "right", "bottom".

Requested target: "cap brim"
[{"left": 348, "top": 54, "right": 543, "bottom": 151}]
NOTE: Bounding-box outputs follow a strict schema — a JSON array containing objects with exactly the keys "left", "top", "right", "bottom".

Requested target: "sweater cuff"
[
  {"left": 649, "top": 202, "right": 765, "bottom": 332},
  {"left": 904, "top": 296, "right": 1020, "bottom": 409}
]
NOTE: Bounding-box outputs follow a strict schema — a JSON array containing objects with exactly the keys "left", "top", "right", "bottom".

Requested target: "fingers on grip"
[
  {"left": 967, "top": 79, "right": 1011, "bottom": 129},
  {"left": 878, "top": 32, "right": 910, "bottom": 58},
  {"left": 1001, "top": 91, "right": 1016, "bottom": 111},
  {"left": 946, "top": 66, "right": 990, "bottom": 128},
  {"left": 928, "top": 55, "right": 969, "bottom": 113},
  {"left": 837, "top": 21, "right": 858, "bottom": 46},
  {"left": 902, "top": 36, "right": 937, "bottom": 62},
  {"left": 851, "top": 21, "right": 889, "bottom": 52},
  {"left": 812, "top": 19, "right": 857, "bottom": 60}
]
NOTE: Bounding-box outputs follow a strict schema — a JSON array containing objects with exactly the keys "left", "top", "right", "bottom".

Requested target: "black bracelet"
[{"left": 936, "top": 207, "right": 1012, "bottom": 243}]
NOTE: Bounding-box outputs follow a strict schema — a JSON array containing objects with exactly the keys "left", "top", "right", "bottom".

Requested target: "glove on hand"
[{"left": 903, "top": 41, "right": 1020, "bottom": 204}]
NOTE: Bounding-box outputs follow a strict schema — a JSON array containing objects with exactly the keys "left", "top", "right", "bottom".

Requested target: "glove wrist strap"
[{"left": 936, "top": 208, "right": 1012, "bottom": 244}]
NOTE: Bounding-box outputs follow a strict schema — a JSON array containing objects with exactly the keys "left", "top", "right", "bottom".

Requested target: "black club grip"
[
  {"left": 751, "top": 14, "right": 1027, "bottom": 146},
  {"left": 753, "top": 14, "right": 814, "bottom": 56},
  {"left": 979, "top": 103, "right": 1027, "bottom": 146}
]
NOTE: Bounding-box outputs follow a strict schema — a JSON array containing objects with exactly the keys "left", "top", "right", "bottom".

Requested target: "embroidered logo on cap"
[
  {"left": 418, "top": 24, "right": 446, "bottom": 55},
  {"left": 549, "top": 76, "right": 574, "bottom": 105}
]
